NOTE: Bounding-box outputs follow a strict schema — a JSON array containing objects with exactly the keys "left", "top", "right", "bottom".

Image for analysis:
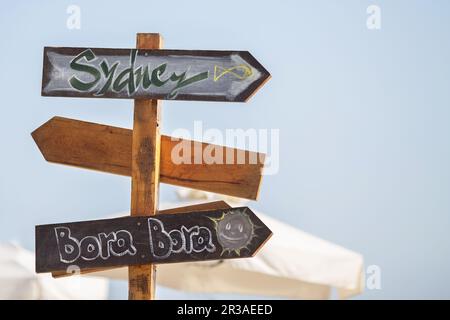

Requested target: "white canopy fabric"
[
  {"left": 91, "top": 197, "right": 364, "bottom": 299},
  {"left": 0, "top": 242, "right": 109, "bottom": 299}
]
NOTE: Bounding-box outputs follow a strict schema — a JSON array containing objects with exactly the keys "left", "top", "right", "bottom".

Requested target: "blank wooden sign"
[
  {"left": 42, "top": 47, "right": 270, "bottom": 102},
  {"left": 31, "top": 116, "right": 265, "bottom": 200},
  {"left": 35, "top": 207, "right": 272, "bottom": 273}
]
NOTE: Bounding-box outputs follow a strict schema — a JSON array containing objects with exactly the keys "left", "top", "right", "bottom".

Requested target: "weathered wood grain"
[
  {"left": 128, "top": 33, "right": 162, "bottom": 300},
  {"left": 36, "top": 206, "right": 272, "bottom": 273},
  {"left": 32, "top": 117, "right": 265, "bottom": 200}
]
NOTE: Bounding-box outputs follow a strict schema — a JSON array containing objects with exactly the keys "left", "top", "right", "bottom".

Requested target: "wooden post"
[{"left": 128, "top": 33, "right": 162, "bottom": 300}]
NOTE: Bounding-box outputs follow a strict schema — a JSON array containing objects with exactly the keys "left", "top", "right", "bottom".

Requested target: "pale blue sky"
[{"left": 1, "top": 1, "right": 450, "bottom": 299}]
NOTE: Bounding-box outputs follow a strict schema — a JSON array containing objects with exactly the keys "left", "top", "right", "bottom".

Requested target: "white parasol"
[{"left": 0, "top": 242, "right": 109, "bottom": 299}]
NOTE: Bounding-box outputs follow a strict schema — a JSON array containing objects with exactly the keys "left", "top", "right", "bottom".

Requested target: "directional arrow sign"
[
  {"left": 35, "top": 207, "right": 272, "bottom": 273},
  {"left": 42, "top": 47, "right": 270, "bottom": 102},
  {"left": 50, "top": 200, "right": 233, "bottom": 278},
  {"left": 32, "top": 117, "right": 265, "bottom": 200}
]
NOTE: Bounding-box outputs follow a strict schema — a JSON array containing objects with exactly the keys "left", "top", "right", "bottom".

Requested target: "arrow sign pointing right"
[
  {"left": 42, "top": 47, "right": 271, "bottom": 102},
  {"left": 35, "top": 207, "right": 272, "bottom": 273}
]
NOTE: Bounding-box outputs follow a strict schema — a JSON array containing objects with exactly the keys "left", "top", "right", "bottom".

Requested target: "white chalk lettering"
[
  {"left": 148, "top": 218, "right": 216, "bottom": 258},
  {"left": 54, "top": 227, "right": 137, "bottom": 263}
]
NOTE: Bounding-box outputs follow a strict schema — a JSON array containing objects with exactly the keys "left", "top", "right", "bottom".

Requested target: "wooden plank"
[
  {"left": 159, "top": 200, "right": 231, "bottom": 215},
  {"left": 128, "top": 33, "right": 162, "bottom": 300},
  {"left": 31, "top": 116, "right": 265, "bottom": 200},
  {"left": 41, "top": 47, "right": 270, "bottom": 102},
  {"left": 35, "top": 206, "right": 272, "bottom": 273},
  {"left": 51, "top": 201, "right": 232, "bottom": 278}
]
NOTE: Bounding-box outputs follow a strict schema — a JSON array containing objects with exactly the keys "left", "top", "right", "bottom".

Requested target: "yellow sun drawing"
[{"left": 210, "top": 208, "right": 256, "bottom": 256}]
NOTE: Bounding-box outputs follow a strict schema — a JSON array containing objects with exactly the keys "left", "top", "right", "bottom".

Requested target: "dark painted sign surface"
[
  {"left": 36, "top": 207, "right": 272, "bottom": 273},
  {"left": 42, "top": 47, "right": 270, "bottom": 102}
]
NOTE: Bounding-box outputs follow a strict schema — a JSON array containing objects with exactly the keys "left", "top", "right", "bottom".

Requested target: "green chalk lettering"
[
  {"left": 69, "top": 49, "right": 101, "bottom": 91},
  {"left": 168, "top": 71, "right": 209, "bottom": 98},
  {"left": 96, "top": 60, "right": 119, "bottom": 95},
  {"left": 68, "top": 49, "right": 211, "bottom": 98}
]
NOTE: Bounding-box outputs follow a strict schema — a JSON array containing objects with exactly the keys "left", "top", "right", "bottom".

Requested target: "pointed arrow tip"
[
  {"left": 236, "top": 207, "right": 273, "bottom": 256},
  {"left": 235, "top": 52, "right": 271, "bottom": 102},
  {"left": 31, "top": 116, "right": 61, "bottom": 162}
]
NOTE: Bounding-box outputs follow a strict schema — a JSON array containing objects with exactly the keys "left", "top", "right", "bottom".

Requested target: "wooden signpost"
[{"left": 33, "top": 33, "right": 271, "bottom": 300}]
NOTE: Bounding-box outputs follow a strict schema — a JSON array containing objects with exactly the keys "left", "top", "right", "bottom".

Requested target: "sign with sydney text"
[
  {"left": 42, "top": 47, "right": 270, "bottom": 102},
  {"left": 35, "top": 207, "right": 272, "bottom": 273}
]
